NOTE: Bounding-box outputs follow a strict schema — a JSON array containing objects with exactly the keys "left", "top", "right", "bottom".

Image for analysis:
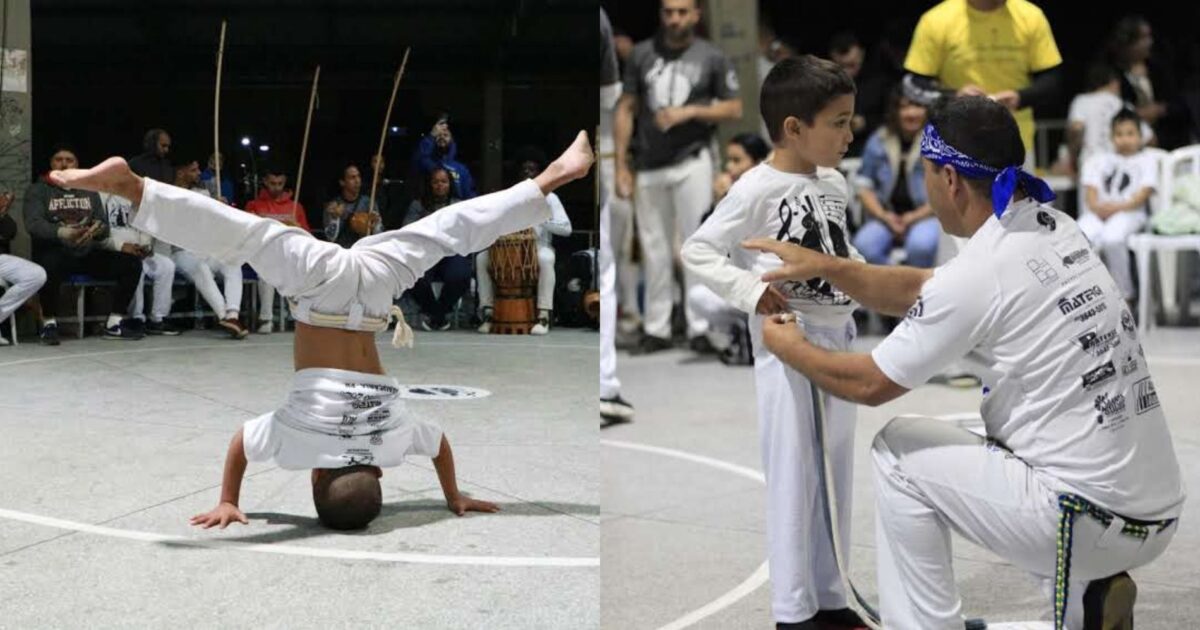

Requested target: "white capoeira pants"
[
  {"left": 0, "top": 254, "right": 46, "bottom": 324},
  {"left": 476, "top": 243, "right": 556, "bottom": 312},
  {"left": 257, "top": 278, "right": 284, "bottom": 323},
  {"left": 599, "top": 154, "right": 641, "bottom": 321},
  {"left": 751, "top": 315, "right": 857, "bottom": 623},
  {"left": 600, "top": 177, "right": 620, "bottom": 400},
  {"left": 636, "top": 149, "right": 713, "bottom": 339},
  {"left": 128, "top": 252, "right": 176, "bottom": 321},
  {"left": 872, "top": 416, "right": 1178, "bottom": 630},
  {"left": 131, "top": 178, "right": 552, "bottom": 329},
  {"left": 172, "top": 250, "right": 243, "bottom": 318},
  {"left": 1076, "top": 210, "right": 1146, "bottom": 300}
]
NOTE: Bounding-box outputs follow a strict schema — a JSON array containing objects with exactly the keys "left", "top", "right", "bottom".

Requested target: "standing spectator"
[
  {"left": 1079, "top": 109, "right": 1158, "bottom": 304},
  {"left": 614, "top": 0, "right": 743, "bottom": 354},
  {"left": 401, "top": 168, "right": 472, "bottom": 331},
  {"left": 476, "top": 148, "right": 572, "bottom": 336},
  {"left": 128, "top": 128, "right": 175, "bottom": 183},
  {"left": 200, "top": 152, "right": 235, "bottom": 204},
  {"left": 323, "top": 163, "right": 381, "bottom": 249},
  {"left": 902, "top": 0, "right": 1062, "bottom": 164},
  {"left": 23, "top": 145, "right": 143, "bottom": 343},
  {"left": 852, "top": 87, "right": 940, "bottom": 270},
  {"left": 100, "top": 186, "right": 182, "bottom": 336},
  {"left": 1106, "top": 15, "right": 1189, "bottom": 150},
  {"left": 830, "top": 31, "right": 889, "bottom": 157},
  {"left": 1068, "top": 64, "right": 1156, "bottom": 175},
  {"left": 172, "top": 159, "right": 248, "bottom": 339},
  {"left": 0, "top": 191, "right": 45, "bottom": 345},
  {"left": 413, "top": 114, "right": 477, "bottom": 200}
]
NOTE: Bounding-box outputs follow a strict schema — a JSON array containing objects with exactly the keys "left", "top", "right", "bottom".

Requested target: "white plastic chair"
[{"left": 1129, "top": 144, "right": 1200, "bottom": 333}]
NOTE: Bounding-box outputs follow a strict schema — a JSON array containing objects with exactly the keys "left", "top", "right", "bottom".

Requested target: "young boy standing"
[
  {"left": 682, "top": 56, "right": 866, "bottom": 630},
  {"left": 1079, "top": 109, "right": 1159, "bottom": 303}
]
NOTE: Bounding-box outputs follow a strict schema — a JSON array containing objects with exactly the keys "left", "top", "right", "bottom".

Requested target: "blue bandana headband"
[{"left": 919, "top": 122, "right": 1056, "bottom": 218}]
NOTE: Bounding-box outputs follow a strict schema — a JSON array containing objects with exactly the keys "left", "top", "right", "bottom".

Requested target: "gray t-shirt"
[{"left": 623, "top": 36, "right": 739, "bottom": 170}]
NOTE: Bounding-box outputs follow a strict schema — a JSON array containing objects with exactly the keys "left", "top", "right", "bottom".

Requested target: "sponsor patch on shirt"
[
  {"left": 1133, "top": 377, "right": 1160, "bottom": 415},
  {"left": 1058, "top": 285, "right": 1104, "bottom": 316},
  {"left": 1076, "top": 328, "right": 1121, "bottom": 357},
  {"left": 1081, "top": 361, "right": 1117, "bottom": 391},
  {"left": 1027, "top": 258, "right": 1059, "bottom": 286}
]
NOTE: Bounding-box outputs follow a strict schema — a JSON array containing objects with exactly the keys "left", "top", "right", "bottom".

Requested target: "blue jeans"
[{"left": 852, "top": 217, "right": 940, "bottom": 268}]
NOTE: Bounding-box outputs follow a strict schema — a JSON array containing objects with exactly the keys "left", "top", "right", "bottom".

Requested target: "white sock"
[
  {"left": 43, "top": 318, "right": 57, "bottom": 327},
  {"left": 107, "top": 314, "right": 123, "bottom": 328},
  {"left": 225, "top": 310, "right": 238, "bottom": 320}
]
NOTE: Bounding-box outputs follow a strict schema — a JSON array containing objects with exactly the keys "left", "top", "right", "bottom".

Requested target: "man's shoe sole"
[{"left": 1084, "top": 573, "right": 1136, "bottom": 630}]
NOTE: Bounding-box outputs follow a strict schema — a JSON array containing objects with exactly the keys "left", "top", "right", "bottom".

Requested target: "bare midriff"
[{"left": 293, "top": 321, "right": 385, "bottom": 375}]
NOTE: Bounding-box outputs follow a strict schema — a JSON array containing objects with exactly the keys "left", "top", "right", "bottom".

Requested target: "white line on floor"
[
  {"left": 0, "top": 507, "right": 599, "bottom": 568},
  {"left": 601, "top": 439, "right": 769, "bottom": 630}
]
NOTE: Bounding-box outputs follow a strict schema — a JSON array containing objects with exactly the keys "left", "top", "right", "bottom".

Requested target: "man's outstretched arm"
[
  {"left": 743, "top": 238, "right": 932, "bottom": 317},
  {"left": 762, "top": 314, "right": 908, "bottom": 407}
]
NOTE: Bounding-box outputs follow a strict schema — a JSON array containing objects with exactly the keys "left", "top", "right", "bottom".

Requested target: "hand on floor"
[
  {"left": 190, "top": 501, "right": 249, "bottom": 529},
  {"left": 446, "top": 494, "right": 500, "bottom": 516}
]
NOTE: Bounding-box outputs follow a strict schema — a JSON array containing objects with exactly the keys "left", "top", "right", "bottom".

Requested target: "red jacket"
[{"left": 244, "top": 189, "right": 311, "bottom": 231}]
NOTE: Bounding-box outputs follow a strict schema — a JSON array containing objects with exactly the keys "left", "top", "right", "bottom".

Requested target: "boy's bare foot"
[
  {"left": 49, "top": 157, "right": 145, "bottom": 205},
  {"left": 534, "top": 130, "right": 594, "bottom": 195}
]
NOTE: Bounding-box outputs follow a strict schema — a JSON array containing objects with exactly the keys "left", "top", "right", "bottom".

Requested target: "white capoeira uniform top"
[
  {"left": 683, "top": 162, "right": 863, "bottom": 327},
  {"left": 132, "top": 177, "right": 552, "bottom": 347},
  {"left": 241, "top": 368, "right": 443, "bottom": 470},
  {"left": 872, "top": 198, "right": 1185, "bottom": 520}
]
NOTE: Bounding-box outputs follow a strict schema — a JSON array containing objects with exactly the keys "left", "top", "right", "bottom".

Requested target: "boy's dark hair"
[
  {"left": 729, "top": 132, "right": 771, "bottom": 163},
  {"left": 1111, "top": 108, "right": 1142, "bottom": 132},
  {"left": 312, "top": 466, "right": 383, "bottom": 530},
  {"left": 760, "top": 55, "right": 856, "bottom": 143},
  {"left": 340, "top": 162, "right": 361, "bottom": 180},
  {"left": 1084, "top": 63, "right": 1119, "bottom": 92},
  {"left": 513, "top": 145, "right": 548, "bottom": 170},
  {"left": 927, "top": 96, "right": 1025, "bottom": 197},
  {"left": 48, "top": 143, "right": 78, "bottom": 162},
  {"left": 263, "top": 163, "right": 288, "bottom": 177},
  {"left": 829, "top": 31, "right": 861, "bottom": 56}
]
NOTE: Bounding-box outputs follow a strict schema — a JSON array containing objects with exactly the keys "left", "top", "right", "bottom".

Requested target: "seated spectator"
[
  {"left": 476, "top": 148, "right": 572, "bottom": 335},
  {"left": 247, "top": 165, "right": 316, "bottom": 334},
  {"left": 852, "top": 87, "right": 940, "bottom": 269},
  {"left": 100, "top": 178, "right": 182, "bottom": 336},
  {"left": 402, "top": 167, "right": 472, "bottom": 331},
  {"left": 23, "top": 144, "right": 143, "bottom": 343},
  {"left": 200, "top": 152, "right": 236, "bottom": 204},
  {"left": 172, "top": 159, "right": 248, "bottom": 338},
  {"left": 413, "top": 114, "right": 477, "bottom": 199},
  {"left": 323, "top": 162, "right": 381, "bottom": 250},
  {"left": 0, "top": 191, "right": 46, "bottom": 345},
  {"left": 1079, "top": 109, "right": 1158, "bottom": 304},
  {"left": 1068, "top": 64, "right": 1155, "bottom": 174},
  {"left": 128, "top": 128, "right": 175, "bottom": 184},
  {"left": 687, "top": 132, "right": 770, "bottom": 362}
]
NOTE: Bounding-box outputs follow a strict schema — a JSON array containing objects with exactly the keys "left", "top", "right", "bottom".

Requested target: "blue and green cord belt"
[{"left": 1054, "top": 494, "right": 1175, "bottom": 630}]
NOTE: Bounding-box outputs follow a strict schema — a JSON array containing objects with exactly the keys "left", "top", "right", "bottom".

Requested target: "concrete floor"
[
  {"left": 0, "top": 329, "right": 598, "bottom": 628},
  {"left": 602, "top": 328, "right": 1200, "bottom": 630}
]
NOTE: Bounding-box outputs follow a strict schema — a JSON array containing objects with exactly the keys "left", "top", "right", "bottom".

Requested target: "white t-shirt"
[
  {"left": 1080, "top": 150, "right": 1158, "bottom": 214},
  {"left": 1067, "top": 91, "right": 1154, "bottom": 168},
  {"left": 243, "top": 368, "right": 444, "bottom": 470},
  {"left": 872, "top": 199, "right": 1184, "bottom": 519},
  {"left": 534, "top": 192, "right": 572, "bottom": 248},
  {"left": 682, "top": 163, "right": 861, "bottom": 327}
]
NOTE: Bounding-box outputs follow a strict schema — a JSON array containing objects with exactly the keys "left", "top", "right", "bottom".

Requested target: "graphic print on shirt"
[
  {"left": 104, "top": 195, "right": 132, "bottom": 229},
  {"left": 644, "top": 57, "right": 698, "bottom": 110},
  {"left": 1102, "top": 167, "right": 1133, "bottom": 197},
  {"left": 774, "top": 191, "right": 852, "bottom": 306}
]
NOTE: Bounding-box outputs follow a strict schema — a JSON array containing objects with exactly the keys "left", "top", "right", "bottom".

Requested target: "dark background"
[
  {"left": 31, "top": 0, "right": 600, "bottom": 235},
  {"left": 604, "top": 0, "right": 1200, "bottom": 121}
]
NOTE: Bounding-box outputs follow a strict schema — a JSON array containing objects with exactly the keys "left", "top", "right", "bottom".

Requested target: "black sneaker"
[
  {"left": 688, "top": 335, "right": 716, "bottom": 354},
  {"left": 39, "top": 322, "right": 60, "bottom": 346},
  {"left": 1083, "top": 571, "right": 1136, "bottom": 630},
  {"left": 103, "top": 319, "right": 144, "bottom": 340},
  {"left": 631, "top": 334, "right": 672, "bottom": 355},
  {"left": 776, "top": 622, "right": 819, "bottom": 630},
  {"left": 145, "top": 319, "right": 183, "bottom": 336},
  {"left": 812, "top": 607, "right": 869, "bottom": 629},
  {"left": 600, "top": 395, "right": 634, "bottom": 425}
]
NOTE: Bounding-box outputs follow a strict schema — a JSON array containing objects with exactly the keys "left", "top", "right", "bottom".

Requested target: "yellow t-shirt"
[{"left": 904, "top": 0, "right": 1062, "bottom": 154}]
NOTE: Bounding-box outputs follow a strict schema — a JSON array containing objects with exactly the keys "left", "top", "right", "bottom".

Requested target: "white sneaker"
[
  {"left": 257, "top": 319, "right": 273, "bottom": 334},
  {"left": 0, "top": 336, "right": 9, "bottom": 346},
  {"left": 477, "top": 307, "right": 493, "bottom": 334},
  {"left": 530, "top": 310, "right": 550, "bottom": 336}
]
